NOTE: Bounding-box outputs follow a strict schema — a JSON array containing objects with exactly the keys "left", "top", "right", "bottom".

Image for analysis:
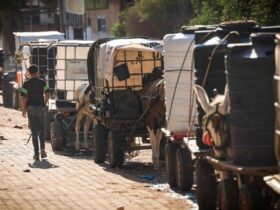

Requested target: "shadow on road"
[{"left": 28, "top": 159, "right": 59, "bottom": 169}]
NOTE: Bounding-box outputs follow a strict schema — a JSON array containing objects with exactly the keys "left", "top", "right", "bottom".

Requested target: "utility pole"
[{"left": 58, "top": 0, "right": 64, "bottom": 33}]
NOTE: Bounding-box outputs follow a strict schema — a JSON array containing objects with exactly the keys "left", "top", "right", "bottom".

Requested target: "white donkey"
[
  {"left": 75, "top": 83, "right": 95, "bottom": 151},
  {"left": 193, "top": 84, "right": 232, "bottom": 160}
]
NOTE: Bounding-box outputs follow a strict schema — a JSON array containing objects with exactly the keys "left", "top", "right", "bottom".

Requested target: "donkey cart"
[
  {"left": 47, "top": 40, "right": 94, "bottom": 151},
  {"left": 87, "top": 38, "right": 164, "bottom": 168}
]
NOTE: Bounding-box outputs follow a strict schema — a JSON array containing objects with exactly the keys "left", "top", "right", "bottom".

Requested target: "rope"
[
  {"left": 167, "top": 39, "right": 195, "bottom": 123},
  {"left": 186, "top": 32, "right": 233, "bottom": 139},
  {"left": 167, "top": 30, "right": 216, "bottom": 130}
]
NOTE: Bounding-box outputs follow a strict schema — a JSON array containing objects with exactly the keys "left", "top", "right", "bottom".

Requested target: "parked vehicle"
[
  {"left": 163, "top": 25, "right": 215, "bottom": 191},
  {"left": 162, "top": 22, "right": 280, "bottom": 210},
  {"left": 11, "top": 31, "right": 65, "bottom": 109},
  {"left": 87, "top": 38, "right": 163, "bottom": 168},
  {"left": 193, "top": 29, "right": 280, "bottom": 210},
  {"left": 47, "top": 40, "right": 94, "bottom": 151}
]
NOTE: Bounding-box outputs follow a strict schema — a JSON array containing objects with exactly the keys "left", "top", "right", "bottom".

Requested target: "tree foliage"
[
  {"left": 190, "top": 0, "right": 280, "bottom": 26},
  {"left": 0, "top": 0, "right": 26, "bottom": 54},
  {"left": 112, "top": 0, "right": 193, "bottom": 38}
]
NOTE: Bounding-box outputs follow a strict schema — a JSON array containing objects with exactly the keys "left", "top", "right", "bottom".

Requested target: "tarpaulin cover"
[{"left": 98, "top": 38, "right": 163, "bottom": 80}]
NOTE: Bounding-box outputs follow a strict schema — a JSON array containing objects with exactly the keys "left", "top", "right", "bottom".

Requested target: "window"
[
  {"left": 97, "top": 17, "right": 106, "bottom": 32},
  {"left": 73, "top": 28, "right": 84, "bottom": 40},
  {"left": 85, "top": 0, "right": 108, "bottom": 10}
]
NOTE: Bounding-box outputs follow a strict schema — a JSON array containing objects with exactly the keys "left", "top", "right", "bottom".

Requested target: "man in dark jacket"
[{"left": 21, "top": 65, "right": 50, "bottom": 160}]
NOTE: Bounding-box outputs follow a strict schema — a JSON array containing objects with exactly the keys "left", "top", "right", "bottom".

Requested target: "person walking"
[{"left": 21, "top": 64, "right": 50, "bottom": 160}]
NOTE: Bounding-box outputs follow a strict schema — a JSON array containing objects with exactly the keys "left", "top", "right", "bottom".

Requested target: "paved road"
[{"left": 0, "top": 96, "right": 198, "bottom": 210}]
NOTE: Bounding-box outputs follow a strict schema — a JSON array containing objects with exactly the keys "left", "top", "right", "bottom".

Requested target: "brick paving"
[{"left": 0, "top": 94, "right": 198, "bottom": 210}]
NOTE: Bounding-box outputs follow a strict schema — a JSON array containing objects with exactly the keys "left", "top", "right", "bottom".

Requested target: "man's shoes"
[
  {"left": 41, "top": 149, "right": 47, "bottom": 158},
  {"left": 33, "top": 154, "right": 40, "bottom": 161}
]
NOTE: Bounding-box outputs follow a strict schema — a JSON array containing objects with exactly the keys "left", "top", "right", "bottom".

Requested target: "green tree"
[
  {"left": 112, "top": 0, "right": 193, "bottom": 38},
  {"left": 0, "top": 0, "right": 26, "bottom": 54},
  {"left": 190, "top": 0, "right": 280, "bottom": 26}
]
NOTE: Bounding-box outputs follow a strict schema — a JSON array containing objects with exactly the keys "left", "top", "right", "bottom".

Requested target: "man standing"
[{"left": 21, "top": 65, "right": 50, "bottom": 160}]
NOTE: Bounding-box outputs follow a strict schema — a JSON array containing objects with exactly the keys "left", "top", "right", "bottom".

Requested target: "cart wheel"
[
  {"left": 44, "top": 111, "right": 53, "bottom": 141},
  {"left": 93, "top": 123, "right": 108, "bottom": 163},
  {"left": 239, "top": 185, "right": 262, "bottom": 210},
  {"left": 175, "top": 147, "right": 193, "bottom": 191},
  {"left": 159, "top": 135, "right": 167, "bottom": 161},
  {"left": 165, "top": 140, "right": 178, "bottom": 187},
  {"left": 195, "top": 158, "right": 217, "bottom": 210},
  {"left": 217, "top": 179, "right": 239, "bottom": 210},
  {"left": 107, "top": 130, "right": 125, "bottom": 168},
  {"left": 50, "top": 120, "right": 66, "bottom": 151}
]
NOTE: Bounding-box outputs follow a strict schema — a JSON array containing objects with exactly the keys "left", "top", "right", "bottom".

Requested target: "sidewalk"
[{"left": 0, "top": 94, "right": 197, "bottom": 210}]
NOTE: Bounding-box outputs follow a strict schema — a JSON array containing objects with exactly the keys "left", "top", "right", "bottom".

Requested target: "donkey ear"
[
  {"left": 193, "top": 84, "right": 212, "bottom": 113},
  {"left": 220, "top": 84, "right": 229, "bottom": 114}
]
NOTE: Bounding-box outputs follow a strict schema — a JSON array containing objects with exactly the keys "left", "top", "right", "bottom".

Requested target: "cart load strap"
[{"left": 98, "top": 38, "right": 163, "bottom": 80}]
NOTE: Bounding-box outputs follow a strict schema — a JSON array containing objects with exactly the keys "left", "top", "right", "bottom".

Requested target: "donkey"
[
  {"left": 75, "top": 83, "right": 95, "bottom": 151},
  {"left": 141, "top": 67, "right": 166, "bottom": 169},
  {"left": 193, "top": 84, "right": 232, "bottom": 160}
]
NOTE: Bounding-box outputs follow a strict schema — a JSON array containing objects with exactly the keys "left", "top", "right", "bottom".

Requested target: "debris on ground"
[
  {"left": 138, "top": 174, "right": 156, "bottom": 181},
  {"left": 13, "top": 125, "right": 23, "bottom": 129},
  {"left": 23, "top": 169, "right": 31, "bottom": 173},
  {"left": 0, "top": 136, "right": 7, "bottom": 140}
]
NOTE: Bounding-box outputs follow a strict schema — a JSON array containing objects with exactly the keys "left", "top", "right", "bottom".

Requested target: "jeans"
[{"left": 27, "top": 106, "right": 45, "bottom": 155}]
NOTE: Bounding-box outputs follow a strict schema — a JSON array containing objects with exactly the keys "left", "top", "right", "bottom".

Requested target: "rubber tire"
[
  {"left": 165, "top": 140, "right": 178, "bottom": 187},
  {"left": 239, "top": 185, "right": 262, "bottom": 210},
  {"left": 107, "top": 130, "right": 125, "bottom": 168},
  {"left": 93, "top": 123, "right": 108, "bottom": 163},
  {"left": 44, "top": 111, "right": 53, "bottom": 141},
  {"left": 196, "top": 158, "right": 217, "bottom": 210},
  {"left": 175, "top": 147, "right": 193, "bottom": 191},
  {"left": 218, "top": 179, "right": 239, "bottom": 210},
  {"left": 50, "top": 120, "right": 66, "bottom": 151}
]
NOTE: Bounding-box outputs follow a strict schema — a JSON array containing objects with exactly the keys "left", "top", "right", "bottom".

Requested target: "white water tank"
[{"left": 163, "top": 32, "right": 196, "bottom": 132}]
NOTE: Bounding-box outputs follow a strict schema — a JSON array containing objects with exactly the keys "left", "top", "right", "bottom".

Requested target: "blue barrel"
[{"left": 226, "top": 33, "right": 277, "bottom": 166}]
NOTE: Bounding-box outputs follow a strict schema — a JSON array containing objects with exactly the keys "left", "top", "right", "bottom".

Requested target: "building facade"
[{"left": 20, "top": 0, "right": 134, "bottom": 40}]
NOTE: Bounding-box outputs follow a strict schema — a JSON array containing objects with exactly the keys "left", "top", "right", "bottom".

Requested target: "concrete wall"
[{"left": 85, "top": 0, "right": 121, "bottom": 40}]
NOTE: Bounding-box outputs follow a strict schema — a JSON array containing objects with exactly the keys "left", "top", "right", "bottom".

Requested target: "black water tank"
[
  {"left": 2, "top": 71, "right": 16, "bottom": 107},
  {"left": 193, "top": 21, "right": 260, "bottom": 149},
  {"left": 226, "top": 33, "right": 277, "bottom": 166}
]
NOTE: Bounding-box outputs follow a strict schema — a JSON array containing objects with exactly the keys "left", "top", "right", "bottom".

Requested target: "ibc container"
[
  {"left": 193, "top": 21, "right": 259, "bottom": 148},
  {"left": 164, "top": 30, "right": 195, "bottom": 132},
  {"left": 47, "top": 45, "right": 57, "bottom": 95},
  {"left": 31, "top": 46, "right": 48, "bottom": 76},
  {"left": 274, "top": 34, "right": 280, "bottom": 165},
  {"left": 164, "top": 26, "right": 215, "bottom": 133},
  {"left": 226, "top": 33, "right": 277, "bottom": 166}
]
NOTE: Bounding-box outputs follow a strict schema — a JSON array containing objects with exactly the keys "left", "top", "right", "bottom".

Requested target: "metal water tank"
[{"left": 226, "top": 33, "right": 277, "bottom": 166}]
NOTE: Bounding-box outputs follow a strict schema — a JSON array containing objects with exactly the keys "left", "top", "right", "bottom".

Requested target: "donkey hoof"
[{"left": 75, "top": 144, "right": 80, "bottom": 151}]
